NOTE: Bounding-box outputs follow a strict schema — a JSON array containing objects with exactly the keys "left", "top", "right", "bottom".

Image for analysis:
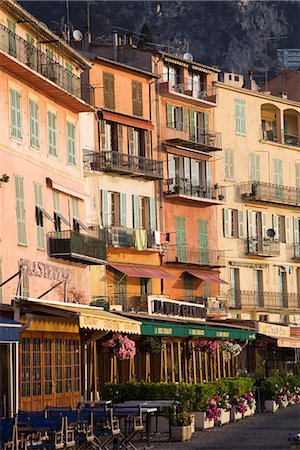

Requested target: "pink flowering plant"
[
  {"left": 102, "top": 333, "right": 136, "bottom": 360},
  {"left": 205, "top": 396, "right": 222, "bottom": 421},
  {"left": 242, "top": 392, "right": 256, "bottom": 409},
  {"left": 195, "top": 339, "right": 218, "bottom": 356},
  {"left": 235, "top": 397, "right": 248, "bottom": 414}
]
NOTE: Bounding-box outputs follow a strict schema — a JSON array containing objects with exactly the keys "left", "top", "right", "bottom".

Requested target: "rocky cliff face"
[{"left": 20, "top": 1, "right": 299, "bottom": 83}]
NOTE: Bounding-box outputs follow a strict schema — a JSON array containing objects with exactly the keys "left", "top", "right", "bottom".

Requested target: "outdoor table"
[
  {"left": 114, "top": 403, "right": 157, "bottom": 449},
  {"left": 79, "top": 400, "right": 112, "bottom": 407}
]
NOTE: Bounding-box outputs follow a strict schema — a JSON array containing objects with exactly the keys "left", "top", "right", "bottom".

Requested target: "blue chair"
[
  {"left": 113, "top": 406, "right": 143, "bottom": 450},
  {"left": 0, "top": 418, "right": 14, "bottom": 450},
  {"left": 24, "top": 416, "right": 65, "bottom": 450},
  {"left": 81, "top": 407, "right": 120, "bottom": 450}
]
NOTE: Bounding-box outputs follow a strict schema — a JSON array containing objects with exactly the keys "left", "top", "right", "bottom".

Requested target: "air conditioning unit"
[{"left": 109, "top": 304, "right": 123, "bottom": 312}]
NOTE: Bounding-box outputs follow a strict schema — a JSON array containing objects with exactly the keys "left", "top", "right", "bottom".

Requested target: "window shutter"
[
  {"left": 144, "top": 130, "right": 152, "bottom": 159},
  {"left": 127, "top": 127, "right": 134, "bottom": 155},
  {"left": 99, "top": 120, "right": 106, "bottom": 151},
  {"left": 189, "top": 110, "right": 195, "bottom": 141},
  {"left": 103, "top": 73, "right": 115, "bottom": 110},
  {"left": 223, "top": 208, "right": 230, "bottom": 238},
  {"left": 191, "top": 159, "right": 199, "bottom": 186},
  {"left": 247, "top": 210, "right": 254, "bottom": 238},
  {"left": 132, "top": 80, "right": 143, "bottom": 116},
  {"left": 168, "top": 154, "right": 176, "bottom": 182},
  {"left": 182, "top": 107, "right": 188, "bottom": 132},
  {"left": 294, "top": 217, "right": 299, "bottom": 244},
  {"left": 274, "top": 159, "right": 283, "bottom": 185},
  {"left": 166, "top": 104, "right": 173, "bottom": 127},
  {"left": 48, "top": 111, "right": 57, "bottom": 156},
  {"left": 175, "top": 216, "right": 186, "bottom": 262},
  {"left": 53, "top": 191, "right": 60, "bottom": 212},
  {"left": 240, "top": 100, "right": 246, "bottom": 135},
  {"left": 261, "top": 212, "right": 267, "bottom": 238},
  {"left": 296, "top": 164, "right": 300, "bottom": 188},
  {"left": 204, "top": 112, "right": 209, "bottom": 132},
  {"left": 34, "top": 183, "right": 45, "bottom": 250},
  {"left": 250, "top": 154, "right": 260, "bottom": 182},
  {"left": 120, "top": 193, "right": 127, "bottom": 227},
  {"left": 15, "top": 176, "right": 27, "bottom": 245},
  {"left": 67, "top": 122, "right": 76, "bottom": 165},
  {"left": 206, "top": 162, "right": 212, "bottom": 186},
  {"left": 117, "top": 124, "right": 123, "bottom": 152},
  {"left": 184, "top": 157, "right": 190, "bottom": 180},
  {"left": 285, "top": 216, "right": 290, "bottom": 243},
  {"left": 198, "top": 219, "right": 208, "bottom": 264},
  {"left": 273, "top": 214, "right": 279, "bottom": 240},
  {"left": 29, "top": 99, "right": 39, "bottom": 148},
  {"left": 101, "top": 190, "right": 109, "bottom": 227},
  {"left": 238, "top": 210, "right": 244, "bottom": 238},
  {"left": 133, "top": 195, "right": 141, "bottom": 229},
  {"left": 10, "top": 89, "right": 22, "bottom": 140},
  {"left": 235, "top": 99, "right": 240, "bottom": 134},
  {"left": 149, "top": 197, "right": 157, "bottom": 231}
]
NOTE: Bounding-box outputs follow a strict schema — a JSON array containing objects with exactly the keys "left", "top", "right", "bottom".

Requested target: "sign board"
[
  {"left": 20, "top": 258, "right": 71, "bottom": 283},
  {"left": 147, "top": 295, "right": 206, "bottom": 321},
  {"left": 257, "top": 322, "right": 290, "bottom": 338}
]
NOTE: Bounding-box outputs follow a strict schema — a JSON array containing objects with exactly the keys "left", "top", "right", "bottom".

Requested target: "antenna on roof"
[{"left": 73, "top": 29, "right": 83, "bottom": 42}]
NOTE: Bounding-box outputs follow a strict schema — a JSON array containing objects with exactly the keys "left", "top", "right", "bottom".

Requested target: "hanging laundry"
[
  {"left": 134, "top": 229, "right": 147, "bottom": 250},
  {"left": 155, "top": 230, "right": 161, "bottom": 245}
]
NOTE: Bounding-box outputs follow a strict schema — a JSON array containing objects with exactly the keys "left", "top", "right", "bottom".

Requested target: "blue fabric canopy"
[{"left": 0, "top": 317, "right": 21, "bottom": 342}]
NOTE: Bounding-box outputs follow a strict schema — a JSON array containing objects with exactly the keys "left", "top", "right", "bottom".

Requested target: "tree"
[{"left": 138, "top": 23, "right": 156, "bottom": 49}]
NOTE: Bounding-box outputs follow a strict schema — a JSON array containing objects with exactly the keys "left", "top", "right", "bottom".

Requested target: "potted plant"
[
  {"left": 194, "top": 396, "right": 220, "bottom": 431},
  {"left": 169, "top": 410, "right": 192, "bottom": 442},
  {"left": 102, "top": 333, "right": 136, "bottom": 360},
  {"left": 138, "top": 337, "right": 162, "bottom": 354},
  {"left": 215, "top": 395, "right": 232, "bottom": 426}
]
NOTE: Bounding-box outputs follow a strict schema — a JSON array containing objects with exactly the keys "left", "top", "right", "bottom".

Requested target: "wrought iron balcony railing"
[
  {"left": 160, "top": 123, "right": 222, "bottom": 151},
  {"left": 165, "top": 179, "right": 226, "bottom": 202},
  {"left": 0, "top": 24, "right": 94, "bottom": 105},
  {"left": 294, "top": 244, "right": 300, "bottom": 260},
  {"left": 260, "top": 126, "right": 300, "bottom": 149},
  {"left": 241, "top": 181, "right": 300, "bottom": 206},
  {"left": 108, "top": 293, "right": 158, "bottom": 312},
  {"left": 159, "top": 79, "right": 216, "bottom": 104},
  {"left": 284, "top": 131, "right": 300, "bottom": 148},
  {"left": 83, "top": 150, "right": 163, "bottom": 180},
  {"left": 48, "top": 230, "right": 106, "bottom": 265},
  {"left": 245, "top": 238, "right": 280, "bottom": 257},
  {"left": 163, "top": 245, "right": 225, "bottom": 267},
  {"left": 227, "top": 290, "right": 300, "bottom": 310},
  {"left": 104, "top": 226, "right": 158, "bottom": 250}
]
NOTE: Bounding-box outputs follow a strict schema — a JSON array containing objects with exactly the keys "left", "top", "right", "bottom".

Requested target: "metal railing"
[
  {"left": 105, "top": 226, "right": 157, "bottom": 249},
  {"left": 284, "top": 132, "right": 300, "bottom": 148},
  {"left": 83, "top": 150, "right": 163, "bottom": 179},
  {"left": 165, "top": 179, "right": 226, "bottom": 201},
  {"left": 226, "top": 290, "right": 300, "bottom": 310},
  {"left": 245, "top": 238, "right": 280, "bottom": 256},
  {"left": 108, "top": 293, "right": 153, "bottom": 312},
  {"left": 48, "top": 230, "right": 106, "bottom": 263},
  {"left": 241, "top": 181, "right": 300, "bottom": 206},
  {"left": 160, "top": 78, "right": 216, "bottom": 102},
  {"left": 260, "top": 126, "right": 300, "bottom": 149},
  {"left": 260, "top": 127, "right": 279, "bottom": 143},
  {"left": 294, "top": 244, "right": 300, "bottom": 260},
  {"left": 160, "top": 123, "right": 222, "bottom": 150},
  {"left": 0, "top": 24, "right": 94, "bottom": 105},
  {"left": 163, "top": 245, "right": 226, "bottom": 266}
]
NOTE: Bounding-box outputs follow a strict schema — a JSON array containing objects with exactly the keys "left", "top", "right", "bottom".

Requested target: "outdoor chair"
[
  {"left": 86, "top": 407, "right": 120, "bottom": 450},
  {"left": 20, "top": 415, "right": 65, "bottom": 450},
  {"left": 113, "top": 406, "right": 143, "bottom": 450},
  {"left": 0, "top": 418, "right": 15, "bottom": 450}
]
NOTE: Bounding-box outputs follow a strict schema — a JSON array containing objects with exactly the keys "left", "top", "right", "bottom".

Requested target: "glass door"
[
  {"left": 230, "top": 268, "right": 240, "bottom": 307},
  {"left": 253, "top": 270, "right": 263, "bottom": 306}
]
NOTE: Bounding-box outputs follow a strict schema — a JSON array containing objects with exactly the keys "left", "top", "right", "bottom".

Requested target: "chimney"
[
  {"left": 112, "top": 31, "right": 119, "bottom": 61},
  {"left": 247, "top": 69, "right": 258, "bottom": 91},
  {"left": 126, "top": 33, "right": 133, "bottom": 46}
]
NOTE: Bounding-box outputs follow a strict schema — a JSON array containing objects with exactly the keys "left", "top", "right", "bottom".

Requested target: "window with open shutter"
[
  {"left": 149, "top": 197, "right": 157, "bottom": 231},
  {"left": 120, "top": 193, "right": 127, "bottom": 227},
  {"left": 166, "top": 104, "right": 173, "bottom": 127},
  {"left": 29, "top": 99, "right": 39, "bottom": 149},
  {"left": 238, "top": 210, "right": 244, "bottom": 238},
  {"left": 7, "top": 18, "right": 16, "bottom": 57},
  {"left": 34, "top": 183, "right": 45, "bottom": 250},
  {"left": 144, "top": 130, "right": 152, "bottom": 159},
  {"left": 67, "top": 122, "right": 76, "bottom": 165},
  {"left": 15, "top": 176, "right": 27, "bottom": 246},
  {"left": 103, "top": 72, "right": 115, "bottom": 110},
  {"left": 10, "top": 88, "right": 22, "bottom": 140},
  {"left": 198, "top": 219, "right": 208, "bottom": 264},
  {"left": 47, "top": 111, "right": 57, "bottom": 156},
  {"left": 127, "top": 127, "right": 134, "bottom": 155},
  {"left": 133, "top": 195, "right": 141, "bottom": 229},
  {"left": 175, "top": 216, "right": 186, "bottom": 262},
  {"left": 132, "top": 80, "right": 143, "bottom": 117}
]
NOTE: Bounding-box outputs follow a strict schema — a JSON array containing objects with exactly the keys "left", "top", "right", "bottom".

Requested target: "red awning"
[
  {"left": 102, "top": 111, "right": 154, "bottom": 130},
  {"left": 109, "top": 264, "right": 178, "bottom": 280},
  {"left": 185, "top": 270, "right": 229, "bottom": 284}
]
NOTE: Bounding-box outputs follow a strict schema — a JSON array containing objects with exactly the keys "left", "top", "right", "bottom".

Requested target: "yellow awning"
[
  {"left": 21, "top": 299, "right": 141, "bottom": 335},
  {"left": 277, "top": 338, "right": 300, "bottom": 349}
]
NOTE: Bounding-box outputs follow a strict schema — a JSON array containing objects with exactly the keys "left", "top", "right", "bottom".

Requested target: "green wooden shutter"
[
  {"left": 65, "top": 62, "right": 73, "bottom": 93},
  {"left": 206, "top": 162, "right": 212, "bottom": 186},
  {"left": 101, "top": 190, "right": 109, "bottom": 227},
  {"left": 273, "top": 214, "right": 279, "bottom": 240},
  {"left": 274, "top": 159, "right": 283, "bottom": 185},
  {"left": 204, "top": 112, "right": 209, "bottom": 132},
  {"left": 48, "top": 111, "right": 57, "bottom": 156},
  {"left": 29, "top": 99, "right": 39, "bottom": 148},
  {"left": 294, "top": 217, "right": 299, "bottom": 244},
  {"left": 285, "top": 216, "right": 290, "bottom": 243},
  {"left": 235, "top": 99, "right": 242, "bottom": 135},
  {"left": 120, "top": 193, "right": 127, "bottom": 227},
  {"left": 127, "top": 127, "right": 134, "bottom": 154},
  {"left": 261, "top": 212, "right": 267, "bottom": 238},
  {"left": 10, "top": 89, "right": 22, "bottom": 140},
  {"left": 184, "top": 275, "right": 194, "bottom": 299},
  {"left": 182, "top": 107, "right": 188, "bottom": 132},
  {"left": 250, "top": 154, "right": 260, "bottom": 182},
  {"left": 34, "top": 182, "right": 45, "bottom": 250},
  {"left": 175, "top": 216, "right": 186, "bottom": 262},
  {"left": 15, "top": 176, "right": 27, "bottom": 245},
  {"left": 7, "top": 18, "right": 16, "bottom": 57},
  {"left": 198, "top": 219, "right": 208, "bottom": 264},
  {"left": 223, "top": 208, "right": 230, "bottom": 237},
  {"left": 149, "top": 197, "right": 157, "bottom": 231},
  {"left": 189, "top": 110, "right": 195, "bottom": 141},
  {"left": 67, "top": 122, "right": 76, "bottom": 165},
  {"left": 238, "top": 210, "right": 244, "bottom": 238},
  {"left": 166, "top": 104, "right": 173, "bottom": 127},
  {"left": 168, "top": 154, "right": 176, "bottom": 182},
  {"left": 240, "top": 100, "right": 246, "bottom": 135},
  {"left": 247, "top": 210, "right": 254, "bottom": 238},
  {"left": 133, "top": 195, "right": 141, "bottom": 229}
]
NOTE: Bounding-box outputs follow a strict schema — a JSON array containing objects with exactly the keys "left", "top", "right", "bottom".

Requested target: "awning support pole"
[
  {"left": 37, "top": 281, "right": 63, "bottom": 299},
  {"left": 0, "top": 271, "right": 20, "bottom": 288}
]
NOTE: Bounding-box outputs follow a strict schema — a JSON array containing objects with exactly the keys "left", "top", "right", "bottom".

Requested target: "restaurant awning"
[
  {"left": 20, "top": 299, "right": 141, "bottom": 334},
  {"left": 109, "top": 264, "right": 178, "bottom": 280},
  {"left": 185, "top": 270, "right": 229, "bottom": 284},
  {"left": 0, "top": 317, "right": 22, "bottom": 343},
  {"left": 277, "top": 338, "right": 300, "bottom": 349}
]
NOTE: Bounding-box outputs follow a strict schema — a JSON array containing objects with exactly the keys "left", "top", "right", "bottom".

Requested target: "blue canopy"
[{"left": 0, "top": 317, "right": 21, "bottom": 343}]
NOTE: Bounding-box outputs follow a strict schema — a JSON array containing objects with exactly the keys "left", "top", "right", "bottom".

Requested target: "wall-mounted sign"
[
  {"left": 229, "top": 261, "right": 268, "bottom": 269},
  {"left": 257, "top": 322, "right": 290, "bottom": 339},
  {"left": 147, "top": 295, "right": 206, "bottom": 320},
  {"left": 20, "top": 258, "right": 71, "bottom": 283}
]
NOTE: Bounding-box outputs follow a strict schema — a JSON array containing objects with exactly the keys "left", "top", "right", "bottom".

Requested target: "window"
[
  {"left": 7, "top": 18, "right": 16, "bottom": 57},
  {"left": 140, "top": 278, "right": 152, "bottom": 295},
  {"left": 10, "top": 88, "right": 22, "bottom": 140},
  {"left": 253, "top": 270, "right": 263, "bottom": 306},
  {"left": 34, "top": 183, "right": 53, "bottom": 250},
  {"left": 230, "top": 268, "right": 240, "bottom": 307},
  {"left": 234, "top": 98, "right": 246, "bottom": 135},
  {"left": 247, "top": 210, "right": 267, "bottom": 239},
  {"left": 26, "top": 33, "right": 35, "bottom": 68},
  {"left": 184, "top": 274, "right": 194, "bottom": 300},
  {"left": 198, "top": 219, "right": 208, "bottom": 264},
  {"left": 132, "top": 81, "right": 143, "bottom": 116},
  {"left": 175, "top": 215, "right": 186, "bottom": 262},
  {"left": 67, "top": 122, "right": 76, "bottom": 165},
  {"left": 225, "top": 149, "right": 234, "bottom": 180},
  {"left": 29, "top": 99, "right": 39, "bottom": 149},
  {"left": 103, "top": 72, "right": 115, "bottom": 110},
  {"left": 47, "top": 111, "right": 57, "bottom": 156},
  {"left": 166, "top": 104, "right": 185, "bottom": 130},
  {"left": 15, "top": 176, "right": 26, "bottom": 245},
  {"left": 22, "top": 274, "right": 30, "bottom": 297},
  {"left": 296, "top": 164, "right": 300, "bottom": 203},
  {"left": 223, "top": 208, "right": 242, "bottom": 238},
  {"left": 101, "top": 190, "right": 126, "bottom": 228},
  {"left": 53, "top": 191, "right": 69, "bottom": 232},
  {"left": 72, "top": 198, "right": 89, "bottom": 233},
  {"left": 259, "top": 314, "right": 268, "bottom": 322},
  {"left": 273, "top": 214, "right": 290, "bottom": 243},
  {"left": 163, "top": 64, "right": 180, "bottom": 87},
  {"left": 132, "top": 195, "right": 156, "bottom": 230},
  {"left": 250, "top": 154, "right": 260, "bottom": 181}
]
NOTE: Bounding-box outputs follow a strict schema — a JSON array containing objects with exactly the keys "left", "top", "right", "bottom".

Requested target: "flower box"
[
  {"left": 230, "top": 406, "right": 243, "bottom": 422},
  {"left": 190, "top": 414, "right": 195, "bottom": 433},
  {"left": 264, "top": 400, "right": 279, "bottom": 413},
  {"left": 243, "top": 405, "right": 253, "bottom": 418},
  {"left": 170, "top": 425, "right": 192, "bottom": 442},
  {"left": 194, "top": 411, "right": 214, "bottom": 431},
  {"left": 280, "top": 399, "right": 289, "bottom": 409},
  {"left": 215, "top": 409, "right": 231, "bottom": 426}
]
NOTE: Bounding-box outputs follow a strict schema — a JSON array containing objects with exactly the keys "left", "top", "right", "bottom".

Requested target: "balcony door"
[
  {"left": 278, "top": 268, "right": 287, "bottom": 307},
  {"left": 175, "top": 216, "right": 186, "bottom": 262},
  {"left": 253, "top": 270, "right": 263, "bottom": 306},
  {"left": 230, "top": 268, "right": 240, "bottom": 307}
]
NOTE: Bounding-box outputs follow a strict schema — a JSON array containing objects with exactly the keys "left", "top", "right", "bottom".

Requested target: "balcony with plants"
[
  {"left": 260, "top": 104, "right": 300, "bottom": 149},
  {"left": 0, "top": 24, "right": 94, "bottom": 111},
  {"left": 48, "top": 230, "right": 106, "bottom": 265},
  {"left": 159, "top": 77, "right": 217, "bottom": 108},
  {"left": 165, "top": 178, "right": 226, "bottom": 205},
  {"left": 83, "top": 149, "right": 163, "bottom": 180},
  {"left": 241, "top": 181, "right": 300, "bottom": 207}
]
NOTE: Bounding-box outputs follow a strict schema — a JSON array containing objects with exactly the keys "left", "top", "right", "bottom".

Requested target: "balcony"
[
  {"left": 160, "top": 124, "right": 222, "bottom": 152},
  {"left": 241, "top": 181, "right": 300, "bottom": 207},
  {"left": 284, "top": 131, "right": 300, "bottom": 148},
  {"left": 109, "top": 293, "right": 153, "bottom": 312},
  {"left": 0, "top": 24, "right": 94, "bottom": 112},
  {"left": 165, "top": 179, "right": 226, "bottom": 205},
  {"left": 245, "top": 238, "right": 280, "bottom": 257},
  {"left": 293, "top": 244, "right": 300, "bottom": 260},
  {"left": 103, "top": 226, "right": 158, "bottom": 250},
  {"left": 48, "top": 230, "right": 106, "bottom": 265},
  {"left": 159, "top": 80, "right": 217, "bottom": 108},
  {"left": 260, "top": 127, "right": 300, "bottom": 149},
  {"left": 163, "top": 245, "right": 225, "bottom": 267},
  {"left": 227, "top": 290, "right": 300, "bottom": 310},
  {"left": 83, "top": 150, "right": 163, "bottom": 180}
]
